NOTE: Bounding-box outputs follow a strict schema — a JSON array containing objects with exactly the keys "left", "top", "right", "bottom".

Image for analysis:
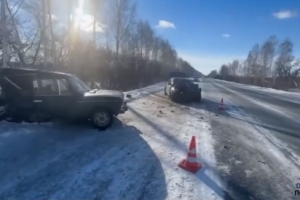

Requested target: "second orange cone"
[
  {"left": 178, "top": 136, "right": 202, "bottom": 173},
  {"left": 218, "top": 98, "right": 225, "bottom": 110}
]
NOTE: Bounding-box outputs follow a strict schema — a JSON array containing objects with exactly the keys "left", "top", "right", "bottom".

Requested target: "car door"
[
  {"left": 32, "top": 76, "right": 59, "bottom": 117},
  {"left": 55, "top": 77, "right": 76, "bottom": 118},
  {"left": 2, "top": 74, "right": 36, "bottom": 105},
  {"left": 0, "top": 74, "right": 37, "bottom": 120},
  {"left": 33, "top": 76, "right": 74, "bottom": 119}
]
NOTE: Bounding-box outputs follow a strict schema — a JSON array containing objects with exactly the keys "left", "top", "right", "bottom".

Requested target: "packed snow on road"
[
  {"left": 0, "top": 83, "right": 225, "bottom": 200},
  {"left": 1, "top": 80, "right": 300, "bottom": 200}
]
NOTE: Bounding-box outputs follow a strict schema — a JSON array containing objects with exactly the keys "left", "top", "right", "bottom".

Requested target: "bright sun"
[
  {"left": 74, "top": 0, "right": 84, "bottom": 28},
  {"left": 72, "top": 0, "right": 102, "bottom": 33}
]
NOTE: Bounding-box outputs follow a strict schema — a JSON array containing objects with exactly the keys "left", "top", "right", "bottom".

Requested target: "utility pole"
[{"left": 1, "top": 0, "right": 8, "bottom": 68}]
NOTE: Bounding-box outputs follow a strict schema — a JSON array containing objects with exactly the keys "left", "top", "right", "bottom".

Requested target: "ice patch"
[
  {"left": 217, "top": 165, "right": 231, "bottom": 175},
  {"left": 223, "top": 100, "right": 300, "bottom": 183},
  {"left": 244, "top": 170, "right": 253, "bottom": 178},
  {"left": 235, "top": 160, "right": 242, "bottom": 165}
]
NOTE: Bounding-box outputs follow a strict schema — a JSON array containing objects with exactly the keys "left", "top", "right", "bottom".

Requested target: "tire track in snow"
[
  {"left": 122, "top": 92, "right": 229, "bottom": 200},
  {"left": 210, "top": 90, "right": 300, "bottom": 199}
]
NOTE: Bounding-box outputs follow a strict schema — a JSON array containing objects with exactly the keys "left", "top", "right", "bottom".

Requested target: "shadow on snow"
[{"left": 0, "top": 119, "right": 168, "bottom": 200}]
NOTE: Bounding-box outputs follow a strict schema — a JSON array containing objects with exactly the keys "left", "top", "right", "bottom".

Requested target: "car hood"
[{"left": 84, "top": 90, "right": 124, "bottom": 100}]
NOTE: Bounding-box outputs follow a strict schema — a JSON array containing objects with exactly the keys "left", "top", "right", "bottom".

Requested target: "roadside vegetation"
[
  {"left": 208, "top": 35, "right": 300, "bottom": 91},
  {"left": 0, "top": 0, "right": 200, "bottom": 91}
]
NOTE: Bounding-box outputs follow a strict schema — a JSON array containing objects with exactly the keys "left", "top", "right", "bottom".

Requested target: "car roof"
[{"left": 0, "top": 68, "right": 74, "bottom": 77}]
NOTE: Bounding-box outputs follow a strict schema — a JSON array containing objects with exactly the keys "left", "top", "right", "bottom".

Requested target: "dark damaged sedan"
[
  {"left": 164, "top": 78, "right": 202, "bottom": 102},
  {"left": 0, "top": 68, "right": 128, "bottom": 129}
]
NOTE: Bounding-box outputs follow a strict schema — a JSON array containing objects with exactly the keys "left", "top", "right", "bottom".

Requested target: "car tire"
[{"left": 91, "top": 109, "right": 113, "bottom": 130}]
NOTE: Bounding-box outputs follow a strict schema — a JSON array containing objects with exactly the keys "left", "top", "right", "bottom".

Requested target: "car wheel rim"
[{"left": 93, "top": 112, "right": 110, "bottom": 126}]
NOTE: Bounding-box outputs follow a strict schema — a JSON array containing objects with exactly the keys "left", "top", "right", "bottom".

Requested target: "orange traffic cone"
[
  {"left": 179, "top": 136, "right": 202, "bottom": 173},
  {"left": 218, "top": 98, "right": 225, "bottom": 110}
]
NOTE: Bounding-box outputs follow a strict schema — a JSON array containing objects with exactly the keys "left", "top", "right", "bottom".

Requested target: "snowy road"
[
  {"left": 0, "top": 80, "right": 300, "bottom": 200},
  {"left": 201, "top": 78, "right": 300, "bottom": 200},
  {"left": 0, "top": 83, "right": 225, "bottom": 200},
  {"left": 209, "top": 78, "right": 300, "bottom": 163}
]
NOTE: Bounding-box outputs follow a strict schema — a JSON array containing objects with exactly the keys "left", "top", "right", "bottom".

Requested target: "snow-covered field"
[
  {"left": 0, "top": 83, "right": 225, "bottom": 200},
  {"left": 214, "top": 78, "right": 300, "bottom": 95}
]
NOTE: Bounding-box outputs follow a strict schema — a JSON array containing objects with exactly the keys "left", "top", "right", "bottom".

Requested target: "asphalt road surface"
[
  {"left": 194, "top": 78, "right": 300, "bottom": 200},
  {"left": 207, "top": 78, "right": 300, "bottom": 161}
]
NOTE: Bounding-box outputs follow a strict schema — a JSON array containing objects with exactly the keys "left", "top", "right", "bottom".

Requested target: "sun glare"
[
  {"left": 72, "top": 0, "right": 103, "bottom": 33},
  {"left": 74, "top": 0, "right": 84, "bottom": 28}
]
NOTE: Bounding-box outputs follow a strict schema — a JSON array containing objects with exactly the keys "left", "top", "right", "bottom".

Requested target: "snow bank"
[
  {"left": 124, "top": 82, "right": 166, "bottom": 101},
  {"left": 214, "top": 79, "right": 300, "bottom": 96}
]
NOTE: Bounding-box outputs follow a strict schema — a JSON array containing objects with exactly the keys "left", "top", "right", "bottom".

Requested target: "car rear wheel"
[{"left": 91, "top": 109, "right": 113, "bottom": 129}]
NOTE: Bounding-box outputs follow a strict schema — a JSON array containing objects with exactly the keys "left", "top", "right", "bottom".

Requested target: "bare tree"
[
  {"left": 2, "top": 0, "right": 201, "bottom": 91},
  {"left": 208, "top": 70, "right": 218, "bottom": 78},
  {"left": 1, "top": 0, "right": 9, "bottom": 67},
  {"left": 219, "top": 64, "right": 229, "bottom": 78},
  {"left": 105, "top": 0, "right": 136, "bottom": 59},
  {"left": 46, "top": 0, "right": 57, "bottom": 67},
  {"left": 228, "top": 60, "right": 239, "bottom": 76},
  {"left": 274, "top": 38, "right": 300, "bottom": 88},
  {"left": 216, "top": 35, "right": 300, "bottom": 90},
  {"left": 135, "top": 20, "right": 154, "bottom": 59},
  {"left": 259, "top": 35, "right": 277, "bottom": 85}
]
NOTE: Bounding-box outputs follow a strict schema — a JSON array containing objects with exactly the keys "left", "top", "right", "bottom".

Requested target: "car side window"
[
  {"left": 57, "top": 79, "right": 72, "bottom": 95},
  {"left": 35, "top": 78, "right": 58, "bottom": 95}
]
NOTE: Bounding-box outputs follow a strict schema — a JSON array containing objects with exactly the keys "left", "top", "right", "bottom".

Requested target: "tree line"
[
  {"left": 208, "top": 35, "right": 300, "bottom": 90},
  {"left": 1, "top": 0, "right": 201, "bottom": 91}
]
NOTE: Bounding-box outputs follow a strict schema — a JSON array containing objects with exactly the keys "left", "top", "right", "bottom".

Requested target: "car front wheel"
[{"left": 91, "top": 109, "right": 113, "bottom": 130}]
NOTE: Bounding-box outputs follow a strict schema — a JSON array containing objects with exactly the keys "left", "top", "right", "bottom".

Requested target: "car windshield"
[
  {"left": 68, "top": 76, "right": 91, "bottom": 92},
  {"left": 173, "top": 79, "right": 193, "bottom": 85}
]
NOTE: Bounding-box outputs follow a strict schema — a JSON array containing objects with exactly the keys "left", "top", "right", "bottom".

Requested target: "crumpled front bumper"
[{"left": 120, "top": 101, "right": 128, "bottom": 114}]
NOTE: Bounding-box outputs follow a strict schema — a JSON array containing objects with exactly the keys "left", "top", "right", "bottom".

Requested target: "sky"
[
  {"left": 136, "top": 0, "right": 300, "bottom": 74},
  {"left": 49, "top": 0, "right": 300, "bottom": 75}
]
